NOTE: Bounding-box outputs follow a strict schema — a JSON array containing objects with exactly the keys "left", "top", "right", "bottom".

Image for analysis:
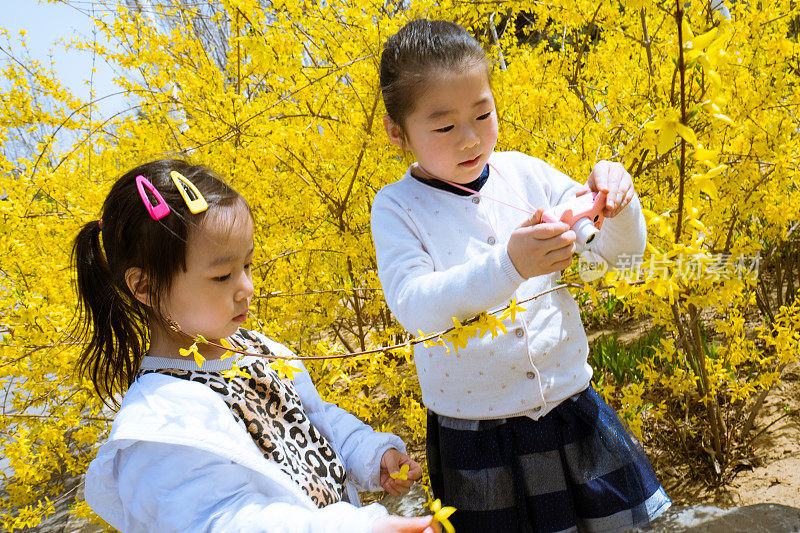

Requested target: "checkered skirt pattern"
[{"left": 427, "top": 386, "right": 671, "bottom": 533}]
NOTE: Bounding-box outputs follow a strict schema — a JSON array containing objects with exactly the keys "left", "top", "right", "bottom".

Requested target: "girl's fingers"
[
  {"left": 530, "top": 222, "right": 571, "bottom": 240},
  {"left": 407, "top": 462, "right": 423, "bottom": 480},
  {"left": 616, "top": 173, "right": 631, "bottom": 208},
  {"left": 427, "top": 521, "right": 442, "bottom": 533},
  {"left": 614, "top": 188, "right": 634, "bottom": 216},
  {"left": 588, "top": 163, "right": 607, "bottom": 192},
  {"left": 374, "top": 516, "right": 437, "bottom": 533},
  {"left": 623, "top": 188, "right": 634, "bottom": 208},
  {"left": 385, "top": 481, "right": 401, "bottom": 496},
  {"left": 546, "top": 242, "right": 576, "bottom": 263},
  {"left": 544, "top": 244, "right": 576, "bottom": 272},
  {"left": 519, "top": 208, "right": 543, "bottom": 228},
  {"left": 588, "top": 161, "right": 633, "bottom": 213},
  {"left": 554, "top": 257, "right": 575, "bottom": 271},
  {"left": 553, "top": 230, "right": 577, "bottom": 250},
  {"left": 605, "top": 173, "right": 622, "bottom": 211},
  {"left": 394, "top": 480, "right": 413, "bottom": 493},
  {"left": 607, "top": 180, "right": 634, "bottom": 217}
]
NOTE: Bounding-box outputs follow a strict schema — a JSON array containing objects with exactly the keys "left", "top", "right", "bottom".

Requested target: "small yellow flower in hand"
[
  {"left": 389, "top": 464, "right": 410, "bottom": 480},
  {"left": 380, "top": 449, "right": 421, "bottom": 496}
]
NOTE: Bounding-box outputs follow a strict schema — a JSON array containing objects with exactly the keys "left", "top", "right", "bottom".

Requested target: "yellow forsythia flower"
[
  {"left": 179, "top": 342, "right": 205, "bottom": 369},
  {"left": 219, "top": 337, "right": 235, "bottom": 360},
  {"left": 221, "top": 364, "right": 252, "bottom": 381},
  {"left": 271, "top": 359, "right": 302, "bottom": 380},
  {"left": 389, "top": 464, "right": 409, "bottom": 480},
  {"left": 429, "top": 498, "right": 456, "bottom": 533}
]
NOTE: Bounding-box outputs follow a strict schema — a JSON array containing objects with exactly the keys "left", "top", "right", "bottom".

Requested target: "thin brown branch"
[
  {"left": 675, "top": 0, "right": 687, "bottom": 244},
  {"left": 640, "top": 9, "right": 655, "bottom": 76}
]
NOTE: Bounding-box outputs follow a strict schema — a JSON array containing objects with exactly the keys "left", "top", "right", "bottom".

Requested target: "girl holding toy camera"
[{"left": 371, "top": 19, "right": 671, "bottom": 533}]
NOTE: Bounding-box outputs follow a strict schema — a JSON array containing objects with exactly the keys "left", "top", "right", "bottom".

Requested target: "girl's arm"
[
  {"left": 371, "top": 194, "right": 526, "bottom": 332},
  {"left": 264, "top": 341, "right": 413, "bottom": 492},
  {"left": 112, "top": 440, "right": 389, "bottom": 533},
  {"left": 316, "top": 397, "right": 409, "bottom": 492}
]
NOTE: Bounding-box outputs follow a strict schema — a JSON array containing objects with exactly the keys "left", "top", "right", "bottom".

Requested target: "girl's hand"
[
  {"left": 380, "top": 448, "right": 422, "bottom": 496},
  {"left": 372, "top": 515, "right": 441, "bottom": 533},
  {"left": 507, "top": 209, "right": 577, "bottom": 279},
  {"left": 585, "top": 160, "right": 635, "bottom": 218}
]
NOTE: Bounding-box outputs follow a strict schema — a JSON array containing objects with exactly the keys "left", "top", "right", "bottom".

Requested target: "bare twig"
[
  {"left": 640, "top": 9, "right": 655, "bottom": 76},
  {"left": 675, "top": 0, "right": 687, "bottom": 244}
]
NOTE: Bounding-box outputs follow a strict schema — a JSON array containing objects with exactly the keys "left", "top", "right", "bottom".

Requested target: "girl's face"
[
  {"left": 160, "top": 202, "right": 254, "bottom": 354},
  {"left": 385, "top": 64, "right": 498, "bottom": 184}
]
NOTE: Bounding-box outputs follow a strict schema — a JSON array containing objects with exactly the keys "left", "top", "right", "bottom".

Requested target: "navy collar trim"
[{"left": 411, "top": 164, "right": 489, "bottom": 196}]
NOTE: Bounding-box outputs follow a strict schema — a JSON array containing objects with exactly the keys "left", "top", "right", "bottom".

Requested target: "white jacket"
[
  {"left": 85, "top": 341, "right": 405, "bottom": 533},
  {"left": 371, "top": 151, "right": 647, "bottom": 420}
]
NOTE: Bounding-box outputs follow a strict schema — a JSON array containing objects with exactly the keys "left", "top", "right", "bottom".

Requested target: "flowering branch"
[{"left": 169, "top": 282, "right": 602, "bottom": 363}]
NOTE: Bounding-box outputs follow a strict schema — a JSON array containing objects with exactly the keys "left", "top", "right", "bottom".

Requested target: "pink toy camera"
[{"left": 541, "top": 190, "right": 607, "bottom": 249}]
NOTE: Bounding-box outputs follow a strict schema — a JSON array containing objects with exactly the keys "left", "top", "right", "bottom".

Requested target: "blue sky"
[{"left": 2, "top": 0, "right": 124, "bottom": 117}]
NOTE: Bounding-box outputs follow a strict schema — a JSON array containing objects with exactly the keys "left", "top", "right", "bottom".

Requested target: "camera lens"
[{"left": 572, "top": 218, "right": 600, "bottom": 249}]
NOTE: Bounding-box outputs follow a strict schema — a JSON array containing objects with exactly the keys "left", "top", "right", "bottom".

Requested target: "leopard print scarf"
[{"left": 138, "top": 330, "right": 347, "bottom": 508}]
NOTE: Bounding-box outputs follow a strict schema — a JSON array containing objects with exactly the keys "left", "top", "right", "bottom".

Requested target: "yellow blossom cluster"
[{"left": 1, "top": 0, "right": 799, "bottom": 527}]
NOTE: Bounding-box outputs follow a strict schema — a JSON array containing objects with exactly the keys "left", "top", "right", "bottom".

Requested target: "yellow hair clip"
[{"left": 170, "top": 171, "right": 209, "bottom": 214}]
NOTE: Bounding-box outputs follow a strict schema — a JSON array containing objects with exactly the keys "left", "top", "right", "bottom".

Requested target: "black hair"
[
  {"left": 379, "top": 19, "right": 489, "bottom": 129},
  {"left": 72, "top": 159, "right": 248, "bottom": 406}
]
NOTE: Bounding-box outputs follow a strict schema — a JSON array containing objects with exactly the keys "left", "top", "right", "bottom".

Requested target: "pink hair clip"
[{"left": 135, "top": 175, "right": 170, "bottom": 220}]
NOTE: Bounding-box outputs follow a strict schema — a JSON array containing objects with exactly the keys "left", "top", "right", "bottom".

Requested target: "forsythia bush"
[{"left": 1, "top": 0, "right": 799, "bottom": 528}]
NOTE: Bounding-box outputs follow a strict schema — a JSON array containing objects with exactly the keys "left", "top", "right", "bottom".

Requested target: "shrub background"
[{"left": 1, "top": 0, "right": 799, "bottom": 529}]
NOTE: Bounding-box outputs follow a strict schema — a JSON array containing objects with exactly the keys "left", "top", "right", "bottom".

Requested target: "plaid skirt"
[{"left": 427, "top": 386, "right": 671, "bottom": 533}]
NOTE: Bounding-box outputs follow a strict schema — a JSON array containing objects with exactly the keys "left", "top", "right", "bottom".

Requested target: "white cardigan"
[
  {"left": 85, "top": 338, "right": 405, "bottom": 533},
  {"left": 371, "top": 151, "right": 646, "bottom": 420}
]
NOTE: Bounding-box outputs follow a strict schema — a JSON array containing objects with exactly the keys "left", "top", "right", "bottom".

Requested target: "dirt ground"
[
  {"left": 661, "top": 360, "right": 800, "bottom": 509},
  {"left": 580, "top": 297, "right": 800, "bottom": 511}
]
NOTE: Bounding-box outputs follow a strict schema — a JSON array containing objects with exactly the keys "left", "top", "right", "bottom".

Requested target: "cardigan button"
[
  {"left": 472, "top": 197, "right": 480, "bottom": 204},
  {"left": 526, "top": 371, "right": 535, "bottom": 379},
  {"left": 487, "top": 236, "right": 496, "bottom": 245},
  {"left": 515, "top": 328, "right": 524, "bottom": 338}
]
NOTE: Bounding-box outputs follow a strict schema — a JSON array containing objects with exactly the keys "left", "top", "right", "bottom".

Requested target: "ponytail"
[
  {"left": 72, "top": 220, "right": 147, "bottom": 407},
  {"left": 71, "top": 159, "right": 246, "bottom": 406}
]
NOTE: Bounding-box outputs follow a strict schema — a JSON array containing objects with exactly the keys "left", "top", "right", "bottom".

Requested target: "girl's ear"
[
  {"left": 383, "top": 114, "right": 407, "bottom": 150},
  {"left": 124, "top": 267, "right": 152, "bottom": 307}
]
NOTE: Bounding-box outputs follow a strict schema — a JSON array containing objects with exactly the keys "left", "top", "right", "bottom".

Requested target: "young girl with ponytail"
[{"left": 74, "top": 159, "right": 436, "bottom": 533}]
